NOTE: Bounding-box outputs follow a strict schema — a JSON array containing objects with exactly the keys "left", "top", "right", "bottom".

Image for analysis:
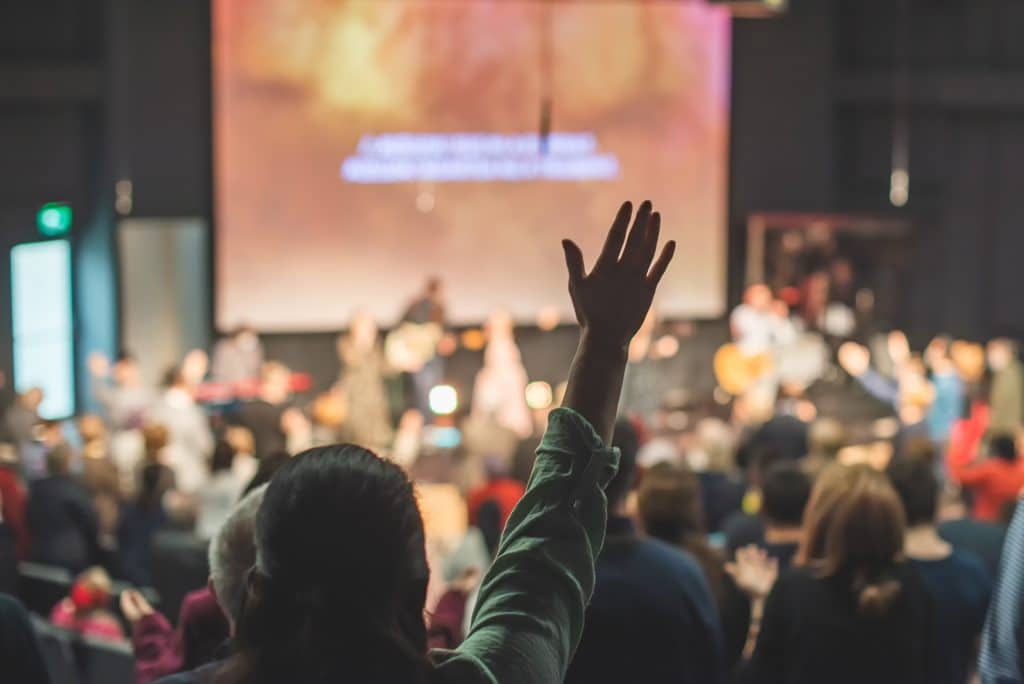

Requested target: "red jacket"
[
  {"left": 0, "top": 466, "right": 29, "bottom": 560},
  {"left": 131, "top": 587, "right": 228, "bottom": 684},
  {"left": 948, "top": 403, "right": 1024, "bottom": 522}
]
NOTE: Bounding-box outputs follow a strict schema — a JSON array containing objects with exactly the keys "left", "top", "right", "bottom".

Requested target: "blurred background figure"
[
  {"left": 336, "top": 310, "right": 393, "bottom": 451},
  {"left": 211, "top": 325, "right": 264, "bottom": 385}
]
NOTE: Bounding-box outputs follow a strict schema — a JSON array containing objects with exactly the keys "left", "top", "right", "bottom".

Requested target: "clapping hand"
[
  {"left": 120, "top": 589, "right": 155, "bottom": 625},
  {"left": 562, "top": 200, "right": 675, "bottom": 351}
]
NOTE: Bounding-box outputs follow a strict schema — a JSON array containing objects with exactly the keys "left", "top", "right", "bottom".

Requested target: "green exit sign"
[{"left": 37, "top": 202, "right": 72, "bottom": 237}]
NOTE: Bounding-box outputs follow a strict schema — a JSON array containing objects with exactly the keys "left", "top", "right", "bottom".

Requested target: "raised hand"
[
  {"left": 562, "top": 200, "right": 675, "bottom": 351},
  {"left": 725, "top": 545, "right": 779, "bottom": 601}
]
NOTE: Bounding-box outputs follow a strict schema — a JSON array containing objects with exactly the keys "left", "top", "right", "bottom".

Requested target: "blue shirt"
[
  {"left": 910, "top": 550, "right": 992, "bottom": 684},
  {"left": 565, "top": 516, "right": 725, "bottom": 684}
]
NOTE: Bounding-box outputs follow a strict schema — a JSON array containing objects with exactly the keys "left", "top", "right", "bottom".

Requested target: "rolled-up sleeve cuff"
[{"left": 542, "top": 408, "right": 620, "bottom": 497}]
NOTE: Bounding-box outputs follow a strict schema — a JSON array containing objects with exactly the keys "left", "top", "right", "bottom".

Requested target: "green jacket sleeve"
[{"left": 432, "top": 408, "right": 620, "bottom": 683}]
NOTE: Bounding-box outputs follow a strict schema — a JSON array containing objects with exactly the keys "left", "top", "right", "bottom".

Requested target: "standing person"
[
  {"left": 89, "top": 351, "right": 154, "bottom": 430},
  {"left": 568, "top": 424, "right": 724, "bottom": 684},
  {"left": 117, "top": 424, "right": 174, "bottom": 586},
  {"left": 336, "top": 311, "right": 393, "bottom": 452},
  {"left": 950, "top": 434, "right": 1024, "bottom": 524},
  {"left": 988, "top": 338, "right": 1024, "bottom": 437},
  {"left": 4, "top": 387, "right": 42, "bottom": 446},
  {"left": 211, "top": 326, "right": 264, "bottom": 387},
  {"left": 26, "top": 446, "right": 102, "bottom": 573},
  {"left": 636, "top": 460, "right": 728, "bottom": 603},
  {"left": 887, "top": 457, "right": 991, "bottom": 684},
  {"left": 471, "top": 310, "right": 533, "bottom": 440},
  {"left": 730, "top": 464, "right": 933, "bottom": 684},
  {"left": 195, "top": 442, "right": 245, "bottom": 541},
  {"left": 229, "top": 362, "right": 292, "bottom": 461},
  {"left": 162, "top": 200, "right": 674, "bottom": 684},
  {"left": 150, "top": 366, "right": 214, "bottom": 495},
  {"left": 925, "top": 336, "right": 965, "bottom": 452},
  {"left": 401, "top": 277, "right": 449, "bottom": 420}
]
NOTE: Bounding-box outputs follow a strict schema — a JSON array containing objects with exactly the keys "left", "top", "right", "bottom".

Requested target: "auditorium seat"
[
  {"left": 80, "top": 634, "right": 134, "bottom": 684},
  {"left": 150, "top": 530, "right": 209, "bottom": 624},
  {"left": 18, "top": 561, "right": 73, "bottom": 616},
  {"left": 32, "top": 617, "right": 83, "bottom": 684}
]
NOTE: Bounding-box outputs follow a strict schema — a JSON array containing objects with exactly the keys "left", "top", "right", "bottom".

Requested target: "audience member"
[
  {"left": 49, "top": 565, "right": 124, "bottom": 641},
  {"left": 150, "top": 366, "right": 214, "bottom": 495},
  {"left": 0, "top": 442, "right": 29, "bottom": 561},
  {"left": 89, "top": 351, "right": 154, "bottom": 430},
  {"left": 979, "top": 498, "right": 1024, "bottom": 683},
  {"left": 745, "top": 391, "right": 810, "bottom": 463},
  {"left": 126, "top": 486, "right": 264, "bottom": 683},
  {"left": 27, "top": 445, "right": 101, "bottom": 573},
  {"left": 637, "top": 460, "right": 727, "bottom": 603},
  {"left": 465, "top": 458, "right": 526, "bottom": 533},
  {"left": 336, "top": 311, "right": 394, "bottom": 451},
  {"left": 195, "top": 442, "right": 244, "bottom": 540},
  {"left": 117, "top": 424, "right": 174, "bottom": 585},
  {"left": 567, "top": 420, "right": 724, "bottom": 684},
  {"left": 936, "top": 486, "right": 1006, "bottom": 577},
  {"left": 230, "top": 362, "right": 292, "bottom": 460},
  {"left": 167, "top": 199, "right": 675, "bottom": 683},
  {"left": 733, "top": 464, "right": 932, "bottom": 684},
  {"left": 223, "top": 426, "right": 258, "bottom": 487},
  {"left": 5, "top": 387, "right": 42, "bottom": 445},
  {"left": 925, "top": 336, "right": 965, "bottom": 451},
  {"left": 0, "top": 594, "right": 50, "bottom": 684},
  {"left": 723, "top": 461, "right": 810, "bottom": 563},
  {"left": 801, "top": 417, "right": 846, "bottom": 478},
  {"left": 888, "top": 456, "right": 992, "bottom": 684},
  {"left": 951, "top": 434, "right": 1024, "bottom": 523}
]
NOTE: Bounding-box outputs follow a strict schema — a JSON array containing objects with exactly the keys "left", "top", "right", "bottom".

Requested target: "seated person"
[
  {"left": 950, "top": 434, "right": 1024, "bottom": 523},
  {"left": 27, "top": 445, "right": 102, "bottom": 573},
  {"left": 0, "top": 594, "right": 50, "bottom": 684},
  {"left": 50, "top": 566, "right": 125, "bottom": 641},
  {"left": 123, "top": 486, "right": 266, "bottom": 683}
]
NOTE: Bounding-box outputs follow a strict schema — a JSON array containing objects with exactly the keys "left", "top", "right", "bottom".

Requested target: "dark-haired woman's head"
[
  {"left": 797, "top": 464, "right": 906, "bottom": 617},
  {"left": 217, "top": 444, "right": 430, "bottom": 684},
  {"left": 990, "top": 434, "right": 1018, "bottom": 462}
]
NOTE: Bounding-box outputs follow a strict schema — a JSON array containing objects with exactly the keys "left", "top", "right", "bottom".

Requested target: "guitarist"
[{"left": 720, "top": 284, "right": 796, "bottom": 395}]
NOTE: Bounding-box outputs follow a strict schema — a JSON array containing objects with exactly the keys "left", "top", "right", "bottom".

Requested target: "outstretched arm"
[
  {"left": 435, "top": 201, "right": 675, "bottom": 683},
  {"left": 561, "top": 200, "right": 675, "bottom": 444}
]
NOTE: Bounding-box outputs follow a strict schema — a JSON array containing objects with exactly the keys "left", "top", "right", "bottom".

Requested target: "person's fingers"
[
  {"left": 639, "top": 212, "right": 661, "bottom": 268},
  {"left": 623, "top": 200, "right": 653, "bottom": 267},
  {"left": 647, "top": 240, "right": 676, "bottom": 286},
  {"left": 562, "top": 239, "right": 586, "bottom": 285},
  {"left": 595, "top": 201, "right": 633, "bottom": 270},
  {"left": 724, "top": 562, "right": 738, "bottom": 579}
]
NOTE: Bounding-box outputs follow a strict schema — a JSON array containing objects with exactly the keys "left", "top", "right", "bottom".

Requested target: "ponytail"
[{"left": 855, "top": 576, "right": 902, "bottom": 617}]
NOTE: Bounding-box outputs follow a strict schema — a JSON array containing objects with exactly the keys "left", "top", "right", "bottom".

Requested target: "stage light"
[
  {"left": 525, "top": 381, "right": 553, "bottom": 410},
  {"left": 37, "top": 202, "right": 72, "bottom": 237},
  {"left": 460, "top": 328, "right": 486, "bottom": 351},
  {"left": 652, "top": 334, "right": 679, "bottom": 359},
  {"left": 429, "top": 385, "right": 458, "bottom": 415}
]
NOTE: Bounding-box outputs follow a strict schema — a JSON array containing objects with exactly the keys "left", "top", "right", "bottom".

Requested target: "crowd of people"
[{"left": 0, "top": 201, "right": 1023, "bottom": 683}]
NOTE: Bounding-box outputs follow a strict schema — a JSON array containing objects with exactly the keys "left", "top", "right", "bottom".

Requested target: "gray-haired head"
[{"left": 209, "top": 484, "right": 266, "bottom": 626}]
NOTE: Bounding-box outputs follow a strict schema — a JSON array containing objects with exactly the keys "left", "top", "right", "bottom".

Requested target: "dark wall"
[{"left": 3, "top": 0, "right": 1024, "bottom": 397}]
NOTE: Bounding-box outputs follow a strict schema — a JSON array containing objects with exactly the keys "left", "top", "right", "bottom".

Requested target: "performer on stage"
[
  {"left": 471, "top": 310, "right": 532, "bottom": 439},
  {"left": 400, "top": 277, "right": 450, "bottom": 420},
  {"left": 730, "top": 284, "right": 795, "bottom": 357},
  {"left": 337, "top": 311, "right": 393, "bottom": 451},
  {"left": 210, "top": 325, "right": 264, "bottom": 386}
]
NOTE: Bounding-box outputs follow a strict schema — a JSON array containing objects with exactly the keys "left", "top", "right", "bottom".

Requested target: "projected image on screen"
[{"left": 214, "top": 0, "right": 730, "bottom": 330}]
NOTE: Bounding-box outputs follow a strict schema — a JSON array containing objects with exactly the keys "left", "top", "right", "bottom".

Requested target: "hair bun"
[{"left": 857, "top": 579, "right": 901, "bottom": 617}]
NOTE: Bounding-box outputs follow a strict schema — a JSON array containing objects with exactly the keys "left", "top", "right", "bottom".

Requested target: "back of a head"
[
  {"left": 990, "top": 434, "right": 1017, "bottom": 462},
  {"left": 45, "top": 444, "right": 71, "bottom": 476},
  {"left": 209, "top": 485, "right": 266, "bottom": 625},
  {"left": 808, "top": 418, "right": 846, "bottom": 461},
  {"left": 219, "top": 444, "right": 430, "bottom": 684},
  {"left": 143, "top": 423, "right": 169, "bottom": 460},
  {"left": 886, "top": 457, "right": 938, "bottom": 527},
  {"left": 242, "top": 451, "right": 290, "bottom": 495},
  {"left": 605, "top": 419, "right": 639, "bottom": 511},
  {"left": 798, "top": 464, "right": 906, "bottom": 617},
  {"left": 760, "top": 462, "right": 811, "bottom": 529},
  {"left": 210, "top": 441, "right": 236, "bottom": 474},
  {"left": 636, "top": 461, "right": 702, "bottom": 545}
]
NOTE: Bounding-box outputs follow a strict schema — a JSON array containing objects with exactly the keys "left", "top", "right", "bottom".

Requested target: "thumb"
[{"left": 562, "top": 240, "right": 586, "bottom": 285}]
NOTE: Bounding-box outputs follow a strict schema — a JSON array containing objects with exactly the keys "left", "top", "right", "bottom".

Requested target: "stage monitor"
[{"left": 213, "top": 0, "right": 731, "bottom": 330}]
